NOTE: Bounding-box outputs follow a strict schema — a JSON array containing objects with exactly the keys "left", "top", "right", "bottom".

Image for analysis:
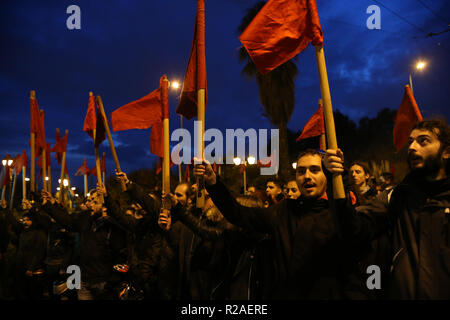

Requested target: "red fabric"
[
  {"left": 184, "top": 164, "right": 190, "bottom": 181},
  {"left": 36, "top": 143, "right": 51, "bottom": 169},
  {"left": 393, "top": 85, "right": 423, "bottom": 151},
  {"left": 150, "top": 121, "right": 164, "bottom": 158},
  {"left": 94, "top": 109, "right": 106, "bottom": 148},
  {"left": 239, "top": 0, "right": 323, "bottom": 75},
  {"left": 83, "top": 95, "right": 97, "bottom": 139},
  {"left": 1, "top": 166, "right": 10, "bottom": 188},
  {"left": 176, "top": 0, "right": 207, "bottom": 120},
  {"left": 75, "top": 159, "right": 90, "bottom": 176},
  {"left": 30, "top": 97, "right": 41, "bottom": 134},
  {"left": 51, "top": 131, "right": 68, "bottom": 165},
  {"left": 349, "top": 191, "right": 357, "bottom": 206},
  {"left": 89, "top": 166, "right": 97, "bottom": 177},
  {"left": 111, "top": 86, "right": 162, "bottom": 131},
  {"left": 14, "top": 150, "right": 28, "bottom": 175},
  {"left": 296, "top": 102, "right": 325, "bottom": 141}
]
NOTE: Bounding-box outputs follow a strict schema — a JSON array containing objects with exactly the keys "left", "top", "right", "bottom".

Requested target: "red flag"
[
  {"left": 239, "top": 0, "right": 323, "bottom": 74},
  {"left": 14, "top": 150, "right": 28, "bottom": 175},
  {"left": 36, "top": 143, "right": 51, "bottom": 170},
  {"left": 150, "top": 121, "right": 164, "bottom": 158},
  {"left": 393, "top": 85, "right": 423, "bottom": 151},
  {"left": 94, "top": 108, "right": 106, "bottom": 148},
  {"left": 89, "top": 166, "right": 96, "bottom": 177},
  {"left": 30, "top": 96, "right": 41, "bottom": 134},
  {"left": 111, "top": 86, "right": 162, "bottom": 131},
  {"left": 184, "top": 164, "right": 190, "bottom": 182},
  {"left": 75, "top": 159, "right": 90, "bottom": 176},
  {"left": 51, "top": 131, "right": 68, "bottom": 165},
  {"left": 296, "top": 102, "right": 325, "bottom": 141},
  {"left": 0, "top": 167, "right": 10, "bottom": 188},
  {"left": 83, "top": 94, "right": 97, "bottom": 139},
  {"left": 176, "top": 0, "right": 207, "bottom": 120}
]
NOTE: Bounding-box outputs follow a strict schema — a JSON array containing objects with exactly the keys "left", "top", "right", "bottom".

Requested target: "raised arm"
[{"left": 193, "top": 159, "right": 276, "bottom": 233}]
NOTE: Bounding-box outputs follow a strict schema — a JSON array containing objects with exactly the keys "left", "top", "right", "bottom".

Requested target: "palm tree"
[{"left": 238, "top": 1, "right": 298, "bottom": 180}]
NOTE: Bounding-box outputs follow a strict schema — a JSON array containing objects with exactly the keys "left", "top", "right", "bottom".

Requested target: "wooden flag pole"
[
  {"left": 47, "top": 165, "right": 52, "bottom": 194},
  {"left": 196, "top": 88, "right": 206, "bottom": 208},
  {"left": 162, "top": 77, "right": 170, "bottom": 198},
  {"left": 84, "top": 174, "right": 88, "bottom": 197},
  {"left": 314, "top": 46, "right": 345, "bottom": 199},
  {"left": 318, "top": 98, "right": 327, "bottom": 150},
  {"left": 30, "top": 91, "right": 36, "bottom": 192},
  {"left": 59, "top": 130, "right": 68, "bottom": 202},
  {"left": 96, "top": 95, "right": 126, "bottom": 191},
  {"left": 22, "top": 166, "right": 26, "bottom": 200},
  {"left": 9, "top": 169, "right": 17, "bottom": 210},
  {"left": 42, "top": 146, "right": 47, "bottom": 192}
]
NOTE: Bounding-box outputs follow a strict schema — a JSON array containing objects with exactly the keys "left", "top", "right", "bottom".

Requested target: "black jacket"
[
  {"left": 42, "top": 203, "right": 127, "bottom": 284},
  {"left": 206, "top": 180, "right": 353, "bottom": 299},
  {"left": 343, "top": 174, "right": 450, "bottom": 299}
]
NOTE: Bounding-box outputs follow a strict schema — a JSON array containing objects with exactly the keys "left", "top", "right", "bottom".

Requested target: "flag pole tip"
[{"left": 89, "top": 92, "right": 93, "bottom": 96}]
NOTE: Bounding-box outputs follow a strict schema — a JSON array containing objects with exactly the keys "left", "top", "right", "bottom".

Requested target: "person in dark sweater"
[
  {"left": 41, "top": 189, "right": 127, "bottom": 300},
  {"left": 193, "top": 150, "right": 356, "bottom": 299},
  {"left": 2, "top": 198, "right": 47, "bottom": 299}
]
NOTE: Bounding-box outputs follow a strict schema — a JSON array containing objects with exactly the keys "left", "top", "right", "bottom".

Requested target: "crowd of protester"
[{"left": 0, "top": 119, "right": 448, "bottom": 300}]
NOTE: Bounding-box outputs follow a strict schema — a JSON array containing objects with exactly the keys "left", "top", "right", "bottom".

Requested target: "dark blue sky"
[{"left": 1, "top": 0, "right": 449, "bottom": 191}]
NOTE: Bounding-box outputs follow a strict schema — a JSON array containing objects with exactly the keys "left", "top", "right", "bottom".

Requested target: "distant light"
[
  {"left": 45, "top": 177, "right": 49, "bottom": 181},
  {"left": 75, "top": 194, "right": 79, "bottom": 197},
  {"left": 247, "top": 156, "right": 256, "bottom": 165},
  {"left": 87, "top": 193, "right": 90, "bottom": 197},
  {"left": 292, "top": 162, "right": 297, "bottom": 170},
  {"left": 1, "top": 160, "right": 6, "bottom": 166},
  {"left": 56, "top": 187, "right": 60, "bottom": 191},
  {"left": 71, "top": 187, "right": 76, "bottom": 191},
  {"left": 233, "top": 157, "right": 241, "bottom": 166},
  {"left": 63, "top": 179, "right": 69, "bottom": 187},
  {"left": 416, "top": 61, "right": 426, "bottom": 70},
  {"left": 25, "top": 177, "right": 30, "bottom": 182},
  {"left": 7, "top": 160, "right": 13, "bottom": 166},
  {"left": 58, "top": 179, "right": 61, "bottom": 184},
  {"left": 170, "top": 81, "right": 180, "bottom": 90}
]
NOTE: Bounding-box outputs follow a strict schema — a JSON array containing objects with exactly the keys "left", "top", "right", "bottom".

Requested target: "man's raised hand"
[
  {"left": 323, "top": 148, "right": 345, "bottom": 174},
  {"left": 192, "top": 158, "right": 216, "bottom": 186}
]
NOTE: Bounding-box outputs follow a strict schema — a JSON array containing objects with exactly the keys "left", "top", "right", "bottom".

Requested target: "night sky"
[{"left": 1, "top": 0, "right": 449, "bottom": 191}]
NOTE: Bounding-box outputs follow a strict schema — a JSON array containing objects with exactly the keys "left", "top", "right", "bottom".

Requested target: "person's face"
[
  {"left": 296, "top": 154, "right": 327, "bottom": 199},
  {"left": 22, "top": 216, "right": 32, "bottom": 229},
  {"left": 85, "top": 193, "right": 103, "bottom": 214},
  {"left": 349, "top": 164, "right": 369, "bottom": 187},
  {"left": 266, "top": 182, "right": 282, "bottom": 198},
  {"left": 174, "top": 184, "right": 189, "bottom": 207},
  {"left": 286, "top": 181, "right": 301, "bottom": 199},
  {"left": 408, "top": 128, "right": 448, "bottom": 177}
]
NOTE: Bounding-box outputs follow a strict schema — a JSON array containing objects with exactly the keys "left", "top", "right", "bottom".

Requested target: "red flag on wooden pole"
[
  {"left": 296, "top": 101, "right": 325, "bottom": 141},
  {"left": 75, "top": 159, "right": 90, "bottom": 176},
  {"left": 176, "top": 0, "right": 207, "bottom": 120},
  {"left": 239, "top": 0, "right": 323, "bottom": 75},
  {"left": 83, "top": 94, "right": 97, "bottom": 139},
  {"left": 393, "top": 85, "right": 423, "bottom": 151}
]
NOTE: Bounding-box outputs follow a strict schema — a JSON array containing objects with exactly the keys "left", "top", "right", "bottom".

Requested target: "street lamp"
[
  {"left": 233, "top": 157, "right": 241, "bottom": 166},
  {"left": 247, "top": 156, "right": 256, "bottom": 165},
  {"left": 292, "top": 162, "right": 297, "bottom": 170},
  {"left": 409, "top": 60, "right": 427, "bottom": 94},
  {"left": 170, "top": 80, "right": 181, "bottom": 90},
  {"left": 63, "top": 179, "right": 69, "bottom": 187}
]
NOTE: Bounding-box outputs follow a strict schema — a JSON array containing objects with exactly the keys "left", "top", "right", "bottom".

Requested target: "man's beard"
[{"left": 408, "top": 151, "right": 443, "bottom": 178}]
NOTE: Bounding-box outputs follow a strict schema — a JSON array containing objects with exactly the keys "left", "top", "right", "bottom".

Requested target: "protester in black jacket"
[
  {"left": 324, "top": 119, "right": 450, "bottom": 299},
  {"left": 2, "top": 199, "right": 47, "bottom": 299},
  {"left": 193, "top": 150, "right": 356, "bottom": 299},
  {"left": 41, "top": 189, "right": 127, "bottom": 300},
  {"left": 101, "top": 178, "right": 176, "bottom": 300}
]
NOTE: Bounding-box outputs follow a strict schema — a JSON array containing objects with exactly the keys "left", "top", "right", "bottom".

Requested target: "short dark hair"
[
  {"left": 296, "top": 149, "right": 323, "bottom": 162},
  {"left": 412, "top": 119, "right": 450, "bottom": 151},
  {"left": 266, "top": 178, "right": 283, "bottom": 189},
  {"left": 177, "top": 182, "right": 194, "bottom": 199}
]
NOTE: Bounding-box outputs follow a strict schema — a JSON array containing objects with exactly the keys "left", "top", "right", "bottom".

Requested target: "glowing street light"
[
  {"left": 45, "top": 177, "right": 49, "bottom": 181},
  {"left": 25, "top": 177, "right": 30, "bottom": 182},
  {"left": 292, "top": 162, "right": 297, "bottom": 170},
  {"left": 416, "top": 61, "right": 426, "bottom": 70},
  {"left": 247, "top": 156, "right": 256, "bottom": 165},
  {"left": 56, "top": 187, "right": 60, "bottom": 191},
  {"left": 71, "top": 187, "right": 76, "bottom": 191},
  {"left": 63, "top": 179, "right": 69, "bottom": 187},
  {"left": 233, "top": 157, "right": 241, "bottom": 166},
  {"left": 170, "top": 80, "right": 181, "bottom": 90}
]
